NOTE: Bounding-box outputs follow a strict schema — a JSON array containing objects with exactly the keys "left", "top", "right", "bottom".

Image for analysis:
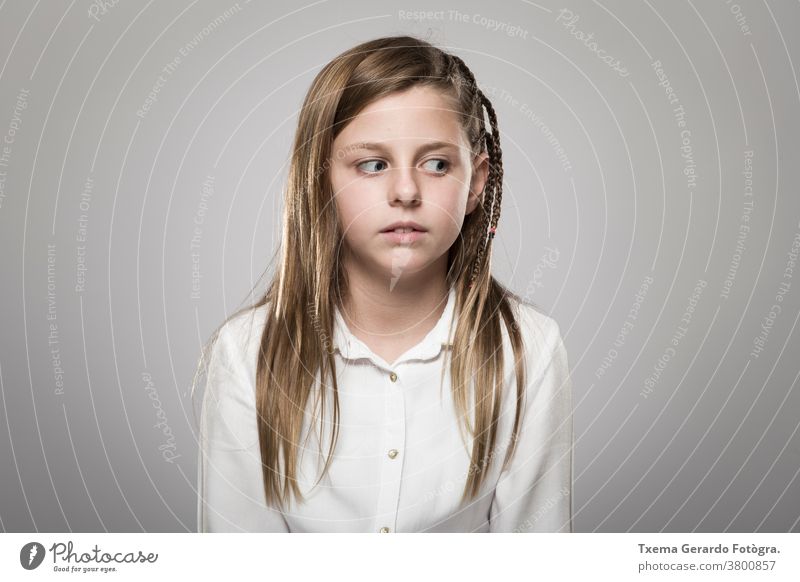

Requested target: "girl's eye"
[
  {"left": 358, "top": 160, "right": 387, "bottom": 173},
  {"left": 357, "top": 159, "right": 450, "bottom": 175},
  {"left": 423, "top": 159, "right": 449, "bottom": 174}
]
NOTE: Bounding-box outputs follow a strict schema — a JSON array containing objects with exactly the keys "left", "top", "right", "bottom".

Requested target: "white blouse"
[{"left": 197, "top": 286, "right": 573, "bottom": 532}]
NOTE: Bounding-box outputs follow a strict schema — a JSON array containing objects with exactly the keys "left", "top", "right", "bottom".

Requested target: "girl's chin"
[{"left": 344, "top": 247, "right": 446, "bottom": 278}]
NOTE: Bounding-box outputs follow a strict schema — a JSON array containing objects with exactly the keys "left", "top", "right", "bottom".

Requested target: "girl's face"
[{"left": 329, "top": 85, "right": 489, "bottom": 288}]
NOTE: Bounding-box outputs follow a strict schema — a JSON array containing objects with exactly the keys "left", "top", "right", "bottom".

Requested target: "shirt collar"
[{"left": 332, "top": 286, "right": 457, "bottom": 367}]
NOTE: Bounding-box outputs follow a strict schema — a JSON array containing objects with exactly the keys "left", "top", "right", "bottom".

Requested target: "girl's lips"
[{"left": 380, "top": 229, "right": 426, "bottom": 244}]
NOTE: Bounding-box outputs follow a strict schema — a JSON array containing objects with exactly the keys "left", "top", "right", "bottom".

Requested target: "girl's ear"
[{"left": 466, "top": 151, "right": 490, "bottom": 215}]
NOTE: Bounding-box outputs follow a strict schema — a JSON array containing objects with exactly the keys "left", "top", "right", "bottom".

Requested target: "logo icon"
[{"left": 20, "top": 542, "right": 46, "bottom": 570}]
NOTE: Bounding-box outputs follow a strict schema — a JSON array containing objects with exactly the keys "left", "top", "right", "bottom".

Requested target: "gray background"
[{"left": 0, "top": 0, "right": 798, "bottom": 532}]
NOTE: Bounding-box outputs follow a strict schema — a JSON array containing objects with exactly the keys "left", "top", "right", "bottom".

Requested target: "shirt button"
[
  {"left": 379, "top": 526, "right": 390, "bottom": 533},
  {"left": 389, "top": 372, "right": 398, "bottom": 382},
  {"left": 388, "top": 449, "right": 399, "bottom": 459}
]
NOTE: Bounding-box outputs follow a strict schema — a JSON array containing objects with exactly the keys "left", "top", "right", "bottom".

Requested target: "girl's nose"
[{"left": 389, "top": 165, "right": 421, "bottom": 206}]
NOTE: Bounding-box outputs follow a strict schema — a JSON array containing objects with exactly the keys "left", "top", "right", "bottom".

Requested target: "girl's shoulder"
[
  {"left": 500, "top": 293, "right": 570, "bottom": 405},
  {"left": 219, "top": 302, "right": 270, "bottom": 341},
  {"left": 504, "top": 291, "right": 566, "bottom": 364},
  {"left": 207, "top": 303, "right": 271, "bottom": 382}
]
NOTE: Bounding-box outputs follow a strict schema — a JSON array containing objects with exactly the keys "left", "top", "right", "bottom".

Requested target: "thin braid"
[
  {"left": 448, "top": 54, "right": 503, "bottom": 289},
  {"left": 481, "top": 92, "right": 503, "bottom": 239}
]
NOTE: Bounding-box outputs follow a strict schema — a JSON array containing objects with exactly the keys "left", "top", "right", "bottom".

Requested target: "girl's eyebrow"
[{"left": 345, "top": 140, "right": 460, "bottom": 155}]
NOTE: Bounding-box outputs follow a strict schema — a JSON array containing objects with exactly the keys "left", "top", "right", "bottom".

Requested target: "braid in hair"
[{"left": 447, "top": 54, "right": 503, "bottom": 289}]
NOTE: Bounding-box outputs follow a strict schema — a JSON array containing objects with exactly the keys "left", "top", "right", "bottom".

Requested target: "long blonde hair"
[{"left": 198, "top": 35, "right": 530, "bottom": 512}]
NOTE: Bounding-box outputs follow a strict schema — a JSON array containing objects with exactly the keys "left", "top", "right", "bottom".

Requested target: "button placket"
[{"left": 374, "top": 369, "right": 406, "bottom": 533}]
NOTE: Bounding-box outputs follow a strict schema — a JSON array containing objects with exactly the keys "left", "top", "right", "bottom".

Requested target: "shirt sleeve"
[
  {"left": 489, "top": 315, "right": 573, "bottom": 533},
  {"left": 197, "top": 316, "right": 290, "bottom": 532}
]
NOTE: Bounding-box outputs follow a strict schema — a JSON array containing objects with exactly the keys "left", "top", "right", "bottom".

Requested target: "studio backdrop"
[{"left": 0, "top": 0, "right": 798, "bottom": 532}]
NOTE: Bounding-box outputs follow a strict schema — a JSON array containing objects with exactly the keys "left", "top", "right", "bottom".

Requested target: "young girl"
[{"left": 195, "top": 35, "right": 573, "bottom": 533}]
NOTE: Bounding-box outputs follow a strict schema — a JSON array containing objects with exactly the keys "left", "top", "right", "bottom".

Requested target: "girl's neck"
[{"left": 339, "top": 261, "right": 450, "bottom": 363}]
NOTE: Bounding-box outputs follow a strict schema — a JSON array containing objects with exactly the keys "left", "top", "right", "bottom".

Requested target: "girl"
[{"left": 195, "top": 35, "right": 573, "bottom": 533}]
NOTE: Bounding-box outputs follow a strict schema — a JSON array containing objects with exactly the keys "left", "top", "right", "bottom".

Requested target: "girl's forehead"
[
  {"left": 335, "top": 86, "right": 466, "bottom": 146},
  {"left": 358, "top": 85, "right": 456, "bottom": 113}
]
